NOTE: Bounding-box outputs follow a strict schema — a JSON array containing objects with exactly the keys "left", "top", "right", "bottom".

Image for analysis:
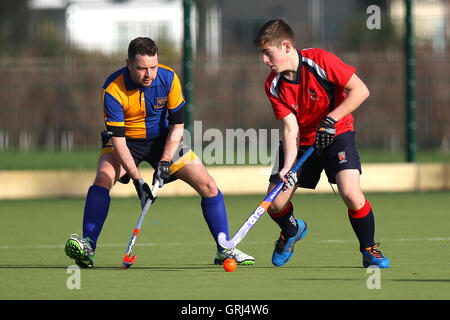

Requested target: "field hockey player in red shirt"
[{"left": 254, "top": 19, "right": 390, "bottom": 268}]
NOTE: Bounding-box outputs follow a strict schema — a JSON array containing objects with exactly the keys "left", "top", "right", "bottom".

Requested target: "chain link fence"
[{"left": 0, "top": 0, "right": 449, "bottom": 169}]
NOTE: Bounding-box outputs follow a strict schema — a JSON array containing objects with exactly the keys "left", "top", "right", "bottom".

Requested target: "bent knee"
[
  {"left": 268, "top": 200, "right": 290, "bottom": 214},
  {"left": 201, "top": 177, "right": 218, "bottom": 198},
  {"left": 340, "top": 188, "right": 365, "bottom": 210},
  {"left": 94, "top": 169, "right": 116, "bottom": 190}
]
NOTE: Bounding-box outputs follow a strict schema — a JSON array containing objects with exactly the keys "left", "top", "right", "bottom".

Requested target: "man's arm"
[
  {"left": 315, "top": 74, "right": 370, "bottom": 152},
  {"left": 112, "top": 136, "right": 156, "bottom": 208},
  {"left": 327, "top": 73, "right": 370, "bottom": 121},
  {"left": 111, "top": 136, "right": 141, "bottom": 181},
  {"left": 160, "top": 123, "right": 185, "bottom": 162},
  {"left": 279, "top": 113, "right": 300, "bottom": 183},
  {"left": 152, "top": 123, "right": 185, "bottom": 187}
]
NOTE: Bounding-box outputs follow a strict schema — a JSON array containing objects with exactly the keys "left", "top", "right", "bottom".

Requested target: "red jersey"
[{"left": 265, "top": 48, "right": 356, "bottom": 145}]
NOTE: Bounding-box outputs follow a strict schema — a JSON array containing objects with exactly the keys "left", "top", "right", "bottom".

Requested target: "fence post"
[
  {"left": 183, "top": 0, "right": 194, "bottom": 135},
  {"left": 405, "top": 0, "right": 417, "bottom": 162}
]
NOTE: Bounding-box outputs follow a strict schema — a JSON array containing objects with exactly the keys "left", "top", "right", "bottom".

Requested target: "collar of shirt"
[{"left": 281, "top": 50, "right": 303, "bottom": 85}]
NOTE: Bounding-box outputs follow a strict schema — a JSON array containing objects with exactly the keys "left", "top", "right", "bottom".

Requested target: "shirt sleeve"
[
  {"left": 167, "top": 72, "right": 185, "bottom": 112},
  {"left": 319, "top": 50, "right": 356, "bottom": 87},
  {"left": 102, "top": 88, "right": 126, "bottom": 136}
]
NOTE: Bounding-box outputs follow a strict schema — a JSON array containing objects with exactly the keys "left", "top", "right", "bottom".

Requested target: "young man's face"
[
  {"left": 127, "top": 54, "right": 158, "bottom": 87},
  {"left": 258, "top": 41, "right": 292, "bottom": 74}
]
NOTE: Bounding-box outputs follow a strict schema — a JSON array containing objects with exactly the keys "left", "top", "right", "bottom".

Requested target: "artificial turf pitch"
[{"left": 0, "top": 192, "right": 449, "bottom": 301}]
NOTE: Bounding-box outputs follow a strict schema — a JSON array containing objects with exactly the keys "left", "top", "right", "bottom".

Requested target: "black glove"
[
  {"left": 315, "top": 116, "right": 336, "bottom": 153},
  {"left": 153, "top": 160, "right": 171, "bottom": 188},
  {"left": 133, "top": 179, "right": 155, "bottom": 209}
]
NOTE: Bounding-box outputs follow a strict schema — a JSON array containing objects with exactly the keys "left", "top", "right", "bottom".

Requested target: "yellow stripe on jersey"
[
  {"left": 105, "top": 121, "right": 125, "bottom": 127},
  {"left": 167, "top": 72, "right": 185, "bottom": 110}
]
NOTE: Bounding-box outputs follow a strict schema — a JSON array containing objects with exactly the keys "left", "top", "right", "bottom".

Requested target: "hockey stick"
[
  {"left": 122, "top": 180, "right": 160, "bottom": 269},
  {"left": 218, "top": 146, "right": 315, "bottom": 249}
]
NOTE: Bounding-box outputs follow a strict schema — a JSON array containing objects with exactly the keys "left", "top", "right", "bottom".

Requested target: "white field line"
[{"left": 0, "top": 237, "right": 449, "bottom": 250}]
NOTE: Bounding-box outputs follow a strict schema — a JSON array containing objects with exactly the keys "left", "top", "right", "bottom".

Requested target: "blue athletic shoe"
[
  {"left": 272, "top": 219, "right": 308, "bottom": 267},
  {"left": 362, "top": 243, "right": 390, "bottom": 268}
]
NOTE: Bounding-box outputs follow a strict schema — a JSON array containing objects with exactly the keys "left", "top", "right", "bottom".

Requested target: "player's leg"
[
  {"left": 173, "top": 157, "right": 218, "bottom": 197},
  {"left": 268, "top": 183, "right": 299, "bottom": 239},
  {"left": 172, "top": 157, "right": 227, "bottom": 250},
  {"left": 172, "top": 157, "right": 255, "bottom": 265},
  {"left": 82, "top": 151, "right": 122, "bottom": 248},
  {"left": 326, "top": 131, "right": 390, "bottom": 268},
  {"left": 336, "top": 168, "right": 373, "bottom": 251},
  {"left": 65, "top": 145, "right": 124, "bottom": 268},
  {"left": 267, "top": 182, "right": 308, "bottom": 267},
  {"left": 268, "top": 142, "right": 302, "bottom": 239},
  {"left": 83, "top": 134, "right": 147, "bottom": 251},
  {"left": 336, "top": 169, "right": 390, "bottom": 268},
  {"left": 267, "top": 143, "right": 314, "bottom": 267}
]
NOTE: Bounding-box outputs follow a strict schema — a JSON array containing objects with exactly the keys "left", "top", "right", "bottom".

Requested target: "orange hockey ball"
[{"left": 223, "top": 258, "right": 237, "bottom": 272}]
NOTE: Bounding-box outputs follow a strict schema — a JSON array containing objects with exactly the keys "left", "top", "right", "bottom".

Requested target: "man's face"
[
  {"left": 127, "top": 54, "right": 158, "bottom": 87},
  {"left": 259, "top": 41, "right": 290, "bottom": 74}
]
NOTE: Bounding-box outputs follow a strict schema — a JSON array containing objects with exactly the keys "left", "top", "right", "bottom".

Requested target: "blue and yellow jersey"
[{"left": 102, "top": 64, "right": 185, "bottom": 139}]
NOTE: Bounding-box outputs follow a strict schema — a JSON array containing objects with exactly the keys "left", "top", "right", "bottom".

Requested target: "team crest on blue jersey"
[{"left": 155, "top": 97, "right": 168, "bottom": 109}]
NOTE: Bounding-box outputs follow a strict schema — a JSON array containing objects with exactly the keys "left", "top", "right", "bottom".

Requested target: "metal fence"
[{"left": 0, "top": 0, "right": 449, "bottom": 170}]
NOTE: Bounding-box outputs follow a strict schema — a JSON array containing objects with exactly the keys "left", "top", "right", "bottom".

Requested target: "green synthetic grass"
[
  {"left": 0, "top": 150, "right": 100, "bottom": 170},
  {"left": 0, "top": 192, "right": 449, "bottom": 300}
]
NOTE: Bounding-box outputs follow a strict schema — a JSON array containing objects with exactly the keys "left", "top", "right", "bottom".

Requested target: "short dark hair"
[
  {"left": 128, "top": 37, "right": 158, "bottom": 61},
  {"left": 253, "top": 19, "right": 296, "bottom": 49}
]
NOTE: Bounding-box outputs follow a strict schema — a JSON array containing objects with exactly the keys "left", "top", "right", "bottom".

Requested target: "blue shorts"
[{"left": 269, "top": 131, "right": 362, "bottom": 189}]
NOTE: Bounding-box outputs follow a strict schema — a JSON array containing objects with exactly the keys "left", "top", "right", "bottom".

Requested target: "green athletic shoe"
[
  {"left": 65, "top": 234, "right": 95, "bottom": 268},
  {"left": 214, "top": 247, "right": 255, "bottom": 266}
]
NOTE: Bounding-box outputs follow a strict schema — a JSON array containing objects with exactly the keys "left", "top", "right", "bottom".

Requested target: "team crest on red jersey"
[
  {"left": 338, "top": 151, "right": 347, "bottom": 164},
  {"left": 309, "top": 89, "right": 318, "bottom": 101}
]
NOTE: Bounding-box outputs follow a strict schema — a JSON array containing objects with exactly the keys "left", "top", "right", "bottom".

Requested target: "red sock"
[
  {"left": 268, "top": 202, "right": 292, "bottom": 218},
  {"left": 348, "top": 199, "right": 371, "bottom": 219},
  {"left": 348, "top": 200, "right": 375, "bottom": 252}
]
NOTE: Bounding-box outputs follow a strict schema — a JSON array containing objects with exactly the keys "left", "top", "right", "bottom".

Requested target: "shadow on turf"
[
  {"left": 0, "top": 264, "right": 360, "bottom": 271},
  {"left": 103, "top": 265, "right": 363, "bottom": 271},
  {"left": 0, "top": 265, "right": 69, "bottom": 270},
  {"left": 288, "top": 278, "right": 450, "bottom": 283},
  {"left": 0, "top": 264, "right": 220, "bottom": 271},
  {"left": 391, "top": 279, "right": 450, "bottom": 283}
]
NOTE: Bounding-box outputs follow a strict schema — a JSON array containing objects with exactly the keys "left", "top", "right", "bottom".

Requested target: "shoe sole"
[
  {"left": 214, "top": 258, "right": 255, "bottom": 266},
  {"left": 363, "top": 258, "right": 390, "bottom": 268},
  {"left": 65, "top": 239, "right": 84, "bottom": 259},
  {"left": 273, "top": 220, "right": 308, "bottom": 267},
  {"left": 65, "top": 239, "right": 93, "bottom": 268}
]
